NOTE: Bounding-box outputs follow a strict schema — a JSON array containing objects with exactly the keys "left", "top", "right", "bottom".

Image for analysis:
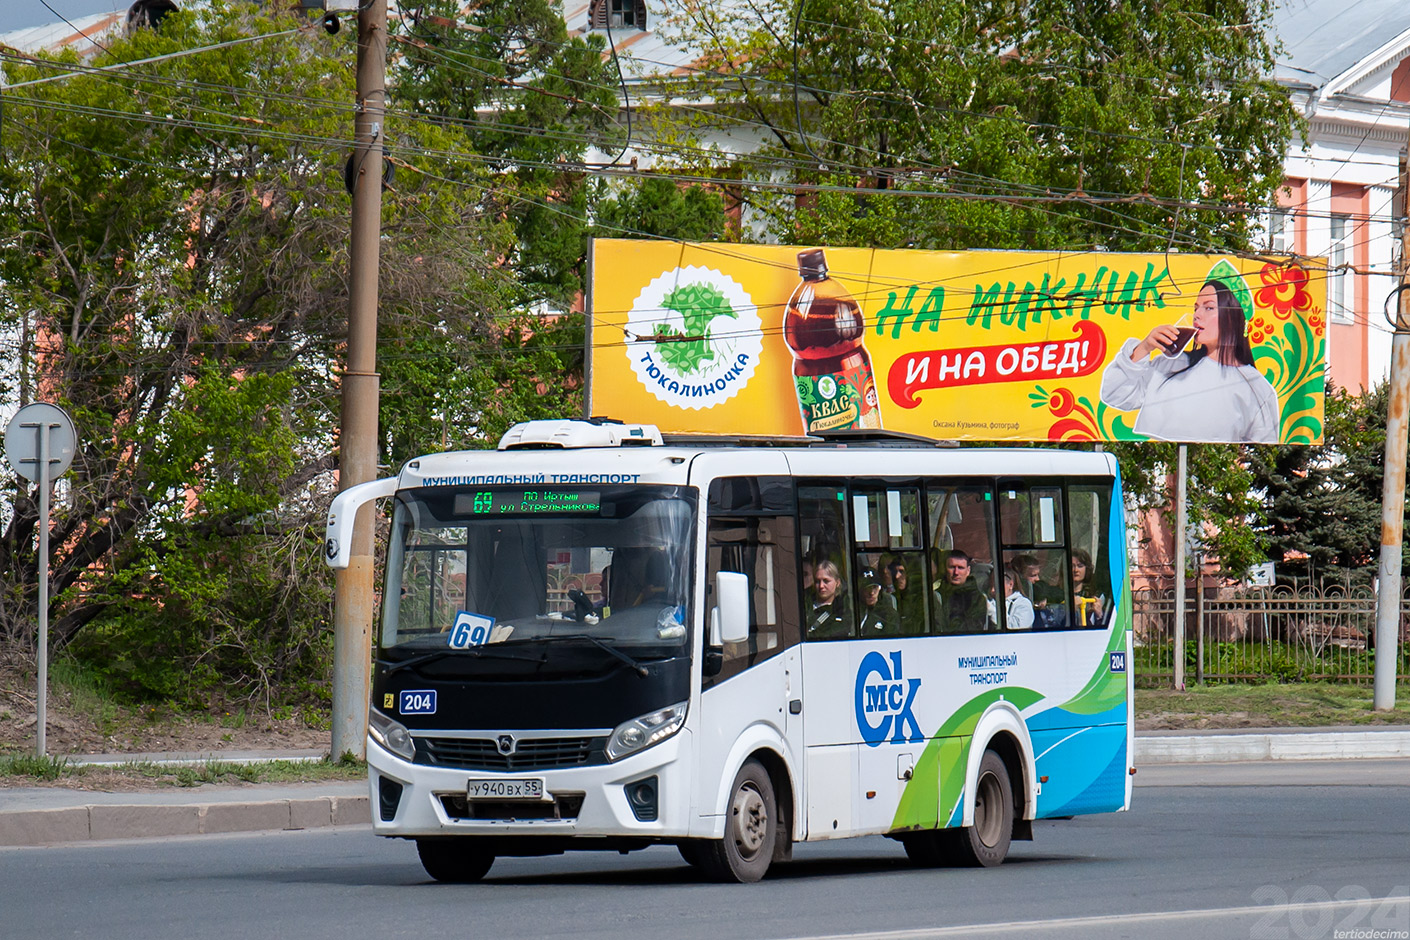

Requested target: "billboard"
[{"left": 587, "top": 240, "right": 1326, "bottom": 444}]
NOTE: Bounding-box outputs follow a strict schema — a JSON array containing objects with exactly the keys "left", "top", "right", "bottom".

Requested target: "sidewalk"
[{"left": 3, "top": 727, "right": 1409, "bottom": 848}]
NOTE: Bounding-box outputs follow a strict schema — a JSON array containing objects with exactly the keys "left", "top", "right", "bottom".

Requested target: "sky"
[{"left": 0, "top": 0, "right": 130, "bottom": 36}]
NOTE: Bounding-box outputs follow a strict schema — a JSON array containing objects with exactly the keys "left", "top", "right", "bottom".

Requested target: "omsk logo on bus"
[
  {"left": 399, "top": 690, "right": 437, "bottom": 715},
  {"left": 625, "top": 265, "right": 763, "bottom": 411},
  {"left": 855, "top": 651, "right": 924, "bottom": 746}
]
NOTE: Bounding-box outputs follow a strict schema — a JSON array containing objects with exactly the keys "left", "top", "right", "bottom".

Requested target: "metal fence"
[{"left": 1132, "top": 584, "right": 1410, "bottom": 686}]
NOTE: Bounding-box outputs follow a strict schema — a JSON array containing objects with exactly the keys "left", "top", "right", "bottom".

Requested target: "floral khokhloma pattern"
[
  {"left": 1248, "top": 262, "right": 1325, "bottom": 444},
  {"left": 1028, "top": 385, "right": 1141, "bottom": 441},
  {"left": 1031, "top": 262, "right": 1326, "bottom": 443}
]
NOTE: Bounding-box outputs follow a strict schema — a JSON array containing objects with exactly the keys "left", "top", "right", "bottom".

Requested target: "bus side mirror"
[
  {"left": 324, "top": 477, "right": 398, "bottom": 568},
  {"left": 714, "top": 571, "right": 750, "bottom": 645}
]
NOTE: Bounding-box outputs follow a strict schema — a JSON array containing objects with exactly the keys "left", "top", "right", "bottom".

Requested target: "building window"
[
  {"left": 589, "top": 0, "right": 646, "bottom": 30},
  {"left": 1267, "top": 208, "right": 1290, "bottom": 253},
  {"left": 611, "top": 0, "right": 638, "bottom": 28},
  {"left": 1328, "top": 213, "right": 1351, "bottom": 322}
]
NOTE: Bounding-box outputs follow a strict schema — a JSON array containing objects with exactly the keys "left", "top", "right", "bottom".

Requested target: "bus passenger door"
[{"left": 692, "top": 459, "right": 805, "bottom": 838}]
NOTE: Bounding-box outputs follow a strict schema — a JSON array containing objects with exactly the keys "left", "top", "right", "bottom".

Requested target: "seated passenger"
[
  {"left": 1071, "top": 548, "right": 1106, "bottom": 627},
  {"left": 1003, "top": 567, "right": 1034, "bottom": 630},
  {"left": 857, "top": 568, "right": 898, "bottom": 635},
  {"left": 806, "top": 560, "right": 852, "bottom": 639},
  {"left": 886, "top": 559, "right": 930, "bottom": 635},
  {"left": 937, "top": 549, "right": 987, "bottom": 633}
]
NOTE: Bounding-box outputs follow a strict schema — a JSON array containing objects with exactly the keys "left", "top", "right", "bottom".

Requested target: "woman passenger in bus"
[
  {"left": 1071, "top": 549, "right": 1106, "bottom": 627},
  {"left": 806, "top": 559, "right": 852, "bottom": 639},
  {"left": 1002, "top": 567, "right": 1035, "bottom": 630}
]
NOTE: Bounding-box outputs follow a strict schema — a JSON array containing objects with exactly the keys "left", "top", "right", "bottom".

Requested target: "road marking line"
[{"left": 777, "top": 896, "right": 1410, "bottom": 940}]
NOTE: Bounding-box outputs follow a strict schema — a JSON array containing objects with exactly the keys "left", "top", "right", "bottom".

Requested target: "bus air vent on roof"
[{"left": 498, "top": 419, "right": 664, "bottom": 450}]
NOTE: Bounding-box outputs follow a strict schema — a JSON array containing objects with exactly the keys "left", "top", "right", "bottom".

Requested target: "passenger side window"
[
  {"left": 799, "top": 484, "right": 854, "bottom": 640},
  {"left": 999, "top": 485, "right": 1071, "bottom": 630},
  {"left": 853, "top": 487, "right": 924, "bottom": 636},
  {"left": 1067, "top": 483, "right": 1115, "bottom": 629},
  {"left": 704, "top": 477, "right": 800, "bottom": 687},
  {"left": 927, "top": 485, "right": 1000, "bottom": 633}
]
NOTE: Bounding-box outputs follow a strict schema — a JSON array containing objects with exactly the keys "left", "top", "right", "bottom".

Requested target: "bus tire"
[
  {"left": 698, "top": 759, "right": 776, "bottom": 883},
  {"left": 416, "top": 838, "right": 495, "bottom": 883},
  {"left": 946, "top": 750, "right": 1013, "bottom": 868}
]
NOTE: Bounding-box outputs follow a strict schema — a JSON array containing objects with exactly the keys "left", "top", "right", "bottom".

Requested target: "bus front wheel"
[
  {"left": 416, "top": 838, "right": 495, "bottom": 883},
  {"left": 698, "top": 759, "right": 776, "bottom": 883},
  {"left": 945, "top": 749, "right": 1014, "bottom": 868}
]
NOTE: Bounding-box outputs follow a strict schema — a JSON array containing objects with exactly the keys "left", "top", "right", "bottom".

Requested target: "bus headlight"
[
  {"left": 368, "top": 708, "right": 415, "bottom": 762},
  {"left": 606, "top": 702, "right": 687, "bottom": 762}
]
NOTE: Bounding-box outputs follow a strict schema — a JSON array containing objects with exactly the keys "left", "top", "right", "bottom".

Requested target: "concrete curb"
[
  {"left": 5, "top": 730, "right": 1410, "bottom": 848},
  {"left": 0, "top": 794, "right": 369, "bottom": 848},
  {"left": 1134, "top": 730, "right": 1410, "bottom": 764}
]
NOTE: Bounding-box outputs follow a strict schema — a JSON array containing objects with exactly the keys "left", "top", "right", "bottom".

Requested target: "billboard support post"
[{"left": 1173, "top": 444, "right": 1187, "bottom": 692}]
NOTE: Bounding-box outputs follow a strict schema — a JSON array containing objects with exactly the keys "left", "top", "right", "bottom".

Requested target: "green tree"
[
  {"left": 0, "top": 3, "right": 512, "bottom": 702},
  {"left": 660, "top": 0, "right": 1296, "bottom": 252},
  {"left": 393, "top": 0, "right": 620, "bottom": 304},
  {"left": 1247, "top": 383, "right": 1408, "bottom": 585}
]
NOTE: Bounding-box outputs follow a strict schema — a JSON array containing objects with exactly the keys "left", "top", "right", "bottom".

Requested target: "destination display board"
[
  {"left": 587, "top": 240, "right": 1327, "bottom": 444},
  {"left": 453, "top": 489, "right": 602, "bottom": 515}
]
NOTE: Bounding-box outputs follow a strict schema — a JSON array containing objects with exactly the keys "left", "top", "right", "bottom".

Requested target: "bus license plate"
[{"left": 467, "top": 778, "right": 547, "bottom": 801}]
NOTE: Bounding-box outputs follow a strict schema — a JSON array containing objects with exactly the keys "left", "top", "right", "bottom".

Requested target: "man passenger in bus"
[
  {"left": 885, "top": 559, "right": 930, "bottom": 635},
  {"left": 806, "top": 559, "right": 852, "bottom": 639},
  {"left": 857, "top": 568, "right": 897, "bottom": 635},
  {"left": 1003, "top": 566, "right": 1035, "bottom": 630},
  {"left": 937, "top": 550, "right": 987, "bottom": 633}
]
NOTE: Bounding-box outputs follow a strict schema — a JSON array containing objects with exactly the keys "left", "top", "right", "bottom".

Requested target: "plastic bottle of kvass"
[{"left": 783, "top": 249, "right": 882, "bottom": 432}]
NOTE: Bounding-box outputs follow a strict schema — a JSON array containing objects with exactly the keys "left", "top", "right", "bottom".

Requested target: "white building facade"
[{"left": 1273, "top": 0, "right": 1410, "bottom": 392}]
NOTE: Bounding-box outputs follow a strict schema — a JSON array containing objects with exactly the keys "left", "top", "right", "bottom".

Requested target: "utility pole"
[
  {"left": 331, "top": 0, "right": 387, "bottom": 759},
  {"left": 1373, "top": 142, "right": 1410, "bottom": 712}
]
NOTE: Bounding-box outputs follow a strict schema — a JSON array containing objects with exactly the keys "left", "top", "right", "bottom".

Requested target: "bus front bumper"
[{"left": 366, "top": 729, "right": 694, "bottom": 840}]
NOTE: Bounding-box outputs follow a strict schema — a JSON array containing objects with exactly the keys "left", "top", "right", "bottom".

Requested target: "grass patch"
[
  {"left": 0, "top": 753, "right": 70, "bottom": 780},
  {"left": 1136, "top": 681, "right": 1410, "bottom": 728},
  {"left": 0, "top": 756, "right": 365, "bottom": 789}
]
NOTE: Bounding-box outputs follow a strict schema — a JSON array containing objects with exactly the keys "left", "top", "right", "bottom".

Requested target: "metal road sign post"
[{"left": 4, "top": 402, "right": 77, "bottom": 757}]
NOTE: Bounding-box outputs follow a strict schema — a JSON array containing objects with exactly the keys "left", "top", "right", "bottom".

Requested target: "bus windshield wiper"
[
  {"left": 380, "top": 647, "right": 547, "bottom": 677},
  {"left": 539, "top": 634, "right": 650, "bottom": 677}
]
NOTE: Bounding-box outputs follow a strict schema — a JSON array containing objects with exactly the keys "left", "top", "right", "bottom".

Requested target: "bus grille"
[{"left": 416, "top": 735, "right": 606, "bottom": 771}]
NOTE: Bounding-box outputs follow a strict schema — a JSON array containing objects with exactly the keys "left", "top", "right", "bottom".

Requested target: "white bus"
[{"left": 325, "top": 419, "right": 1133, "bottom": 883}]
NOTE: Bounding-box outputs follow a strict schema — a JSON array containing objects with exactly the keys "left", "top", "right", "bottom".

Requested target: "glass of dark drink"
[{"left": 1160, "top": 318, "right": 1197, "bottom": 358}]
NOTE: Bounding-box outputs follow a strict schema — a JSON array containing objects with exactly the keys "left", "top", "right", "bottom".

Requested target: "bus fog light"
[
  {"left": 369, "top": 708, "right": 416, "bottom": 762},
  {"left": 606, "top": 702, "right": 687, "bottom": 762},
  {"left": 625, "top": 775, "right": 659, "bottom": 821}
]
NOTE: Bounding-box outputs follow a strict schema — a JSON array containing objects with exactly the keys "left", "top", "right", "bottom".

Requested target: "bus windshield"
[{"left": 381, "top": 485, "right": 695, "bottom": 657}]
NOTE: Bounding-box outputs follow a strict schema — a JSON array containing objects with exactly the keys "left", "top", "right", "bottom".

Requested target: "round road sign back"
[{"left": 4, "top": 402, "right": 77, "bottom": 483}]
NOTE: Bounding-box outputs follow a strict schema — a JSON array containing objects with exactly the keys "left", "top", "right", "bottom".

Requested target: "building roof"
[
  {"left": 563, "top": 0, "right": 711, "bottom": 82},
  {"left": 0, "top": 11, "right": 124, "bottom": 56},
  {"left": 1273, "top": 0, "right": 1410, "bottom": 88}
]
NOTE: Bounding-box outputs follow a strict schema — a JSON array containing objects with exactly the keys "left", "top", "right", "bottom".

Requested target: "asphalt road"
[{"left": 3, "top": 761, "right": 1407, "bottom": 940}]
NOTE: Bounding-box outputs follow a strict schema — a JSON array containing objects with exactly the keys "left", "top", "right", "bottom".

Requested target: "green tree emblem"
[{"left": 653, "top": 282, "right": 738, "bottom": 374}]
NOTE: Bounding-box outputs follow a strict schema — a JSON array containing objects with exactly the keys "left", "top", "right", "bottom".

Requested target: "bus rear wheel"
[
  {"left": 945, "top": 750, "right": 1014, "bottom": 868},
  {"left": 415, "top": 838, "right": 495, "bottom": 883},
  {"left": 697, "top": 759, "right": 776, "bottom": 883}
]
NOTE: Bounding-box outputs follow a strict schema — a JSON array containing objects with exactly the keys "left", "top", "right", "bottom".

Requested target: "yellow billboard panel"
[{"left": 587, "top": 240, "right": 1326, "bottom": 444}]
